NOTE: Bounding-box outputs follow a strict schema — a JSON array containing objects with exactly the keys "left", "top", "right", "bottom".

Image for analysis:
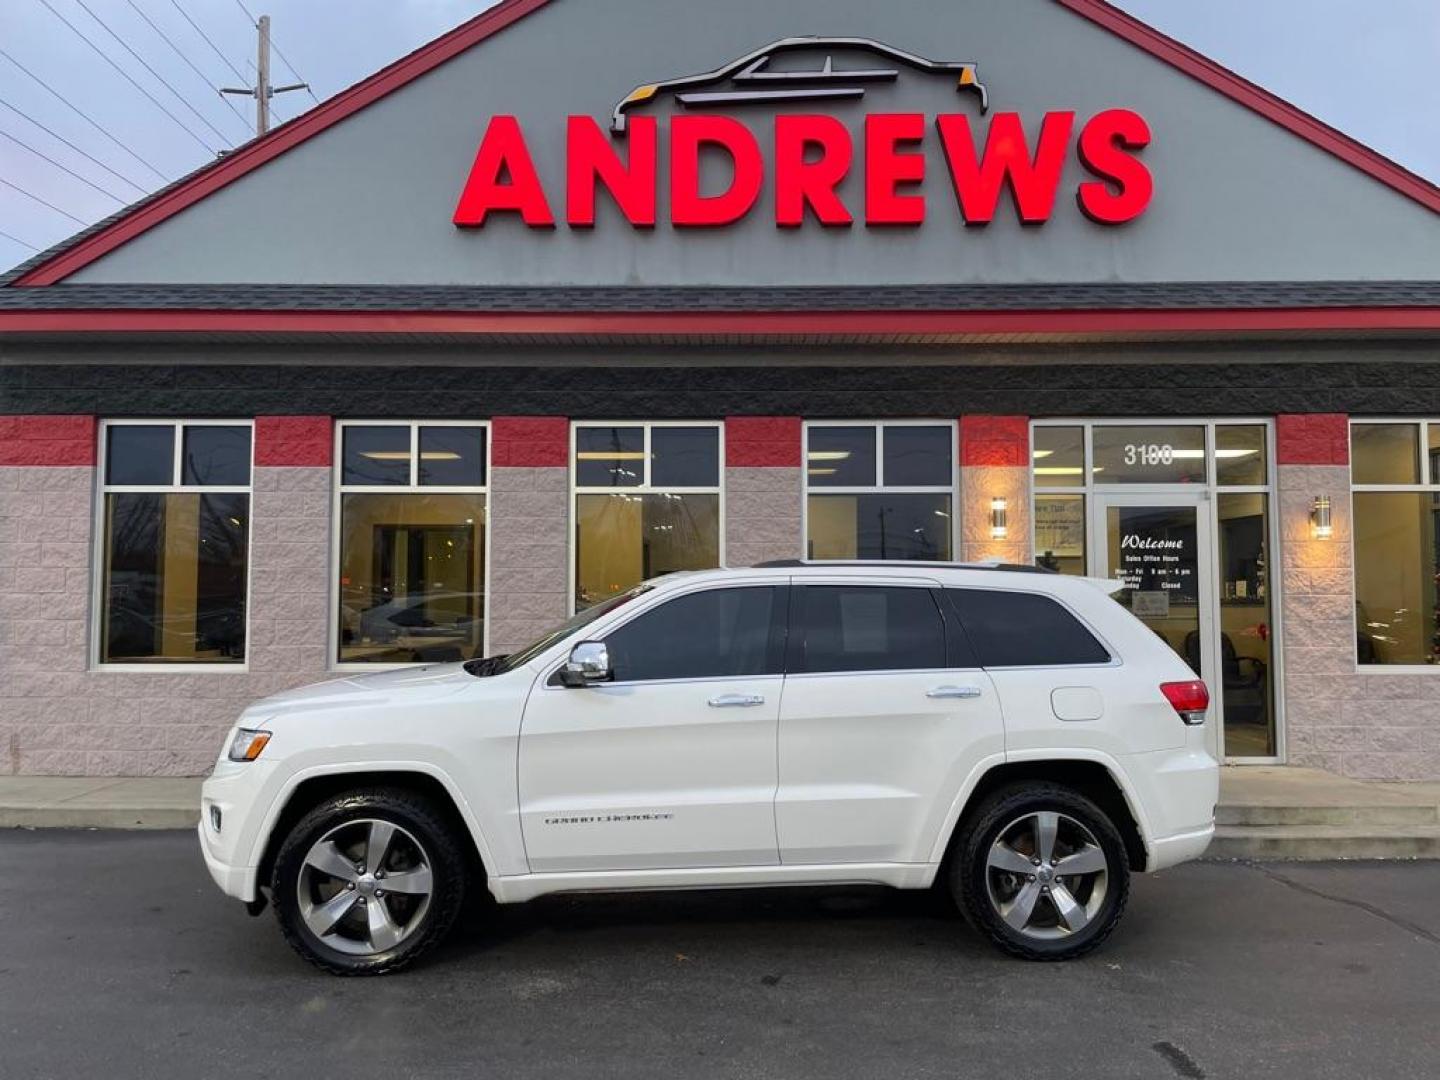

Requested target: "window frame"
[
  {"left": 331, "top": 420, "right": 491, "bottom": 670},
  {"left": 568, "top": 420, "right": 726, "bottom": 616},
  {"left": 92, "top": 418, "right": 256, "bottom": 672},
  {"left": 801, "top": 419, "right": 960, "bottom": 562},
  {"left": 1349, "top": 417, "right": 1440, "bottom": 672}
]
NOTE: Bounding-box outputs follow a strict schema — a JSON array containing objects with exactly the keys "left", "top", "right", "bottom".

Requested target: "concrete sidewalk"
[
  {"left": 0, "top": 776, "right": 201, "bottom": 829},
  {"left": 2, "top": 768, "right": 1439, "bottom": 857}
]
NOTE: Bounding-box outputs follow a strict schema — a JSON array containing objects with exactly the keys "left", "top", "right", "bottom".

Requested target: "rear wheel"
[
  {"left": 271, "top": 788, "right": 467, "bottom": 975},
  {"left": 951, "top": 783, "right": 1129, "bottom": 961}
]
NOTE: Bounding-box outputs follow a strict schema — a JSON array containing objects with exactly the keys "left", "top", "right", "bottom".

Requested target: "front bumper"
[
  {"left": 197, "top": 758, "right": 277, "bottom": 902},
  {"left": 198, "top": 819, "right": 253, "bottom": 898}
]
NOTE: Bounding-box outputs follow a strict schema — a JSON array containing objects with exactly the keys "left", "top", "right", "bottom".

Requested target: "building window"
[
  {"left": 804, "top": 422, "right": 955, "bottom": 561},
  {"left": 97, "top": 420, "right": 252, "bottom": 665},
  {"left": 336, "top": 422, "right": 488, "bottom": 664},
  {"left": 572, "top": 422, "right": 722, "bottom": 609},
  {"left": 1352, "top": 420, "right": 1440, "bottom": 666},
  {"left": 1032, "top": 426, "right": 1088, "bottom": 574}
]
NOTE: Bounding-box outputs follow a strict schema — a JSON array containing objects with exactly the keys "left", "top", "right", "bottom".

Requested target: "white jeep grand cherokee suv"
[{"left": 199, "top": 561, "right": 1217, "bottom": 974}]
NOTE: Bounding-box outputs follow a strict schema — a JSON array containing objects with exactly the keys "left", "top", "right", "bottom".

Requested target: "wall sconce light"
[
  {"left": 1311, "top": 495, "right": 1332, "bottom": 540},
  {"left": 990, "top": 497, "right": 1008, "bottom": 540}
]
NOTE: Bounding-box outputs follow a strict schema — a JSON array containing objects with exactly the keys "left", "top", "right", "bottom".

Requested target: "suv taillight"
[{"left": 1160, "top": 680, "right": 1210, "bottom": 725}]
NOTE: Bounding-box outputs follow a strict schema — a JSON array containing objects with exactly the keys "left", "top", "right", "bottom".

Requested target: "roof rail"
[{"left": 751, "top": 559, "right": 1055, "bottom": 574}]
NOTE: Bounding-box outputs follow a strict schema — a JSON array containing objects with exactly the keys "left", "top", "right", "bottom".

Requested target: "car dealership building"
[{"left": 3, "top": 0, "right": 1440, "bottom": 779}]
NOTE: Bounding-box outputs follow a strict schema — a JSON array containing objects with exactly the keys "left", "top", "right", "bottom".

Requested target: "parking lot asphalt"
[{"left": 2, "top": 830, "right": 1438, "bottom": 1080}]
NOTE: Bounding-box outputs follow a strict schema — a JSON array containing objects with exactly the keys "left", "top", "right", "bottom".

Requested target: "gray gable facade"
[{"left": 51, "top": 0, "right": 1440, "bottom": 290}]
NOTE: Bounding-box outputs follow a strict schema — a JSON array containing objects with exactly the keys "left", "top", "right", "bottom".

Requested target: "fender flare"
[
  {"left": 923, "top": 748, "right": 1156, "bottom": 869},
  {"left": 239, "top": 759, "right": 500, "bottom": 900}
]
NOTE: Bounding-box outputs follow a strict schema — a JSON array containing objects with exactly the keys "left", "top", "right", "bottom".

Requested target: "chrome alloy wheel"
[
  {"left": 297, "top": 818, "right": 435, "bottom": 956},
  {"left": 984, "top": 811, "right": 1109, "bottom": 940}
]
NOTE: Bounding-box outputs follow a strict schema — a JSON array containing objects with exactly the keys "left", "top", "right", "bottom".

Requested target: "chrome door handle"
[
  {"left": 927, "top": 685, "right": 983, "bottom": 700},
  {"left": 708, "top": 693, "right": 765, "bottom": 708}
]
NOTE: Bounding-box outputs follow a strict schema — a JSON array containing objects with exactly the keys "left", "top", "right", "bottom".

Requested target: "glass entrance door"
[{"left": 1094, "top": 493, "right": 1220, "bottom": 757}]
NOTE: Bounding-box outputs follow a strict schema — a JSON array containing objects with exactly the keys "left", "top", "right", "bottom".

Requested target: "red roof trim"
[
  {"left": 1057, "top": 0, "right": 1440, "bottom": 215},
  {"left": 5, "top": 307, "right": 1440, "bottom": 336},
  {"left": 10, "top": 0, "right": 554, "bottom": 287}
]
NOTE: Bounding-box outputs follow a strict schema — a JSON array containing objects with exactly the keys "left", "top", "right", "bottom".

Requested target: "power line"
[
  {"left": 67, "top": 0, "right": 235, "bottom": 147},
  {"left": 163, "top": 0, "right": 247, "bottom": 84},
  {"left": 35, "top": 0, "right": 221, "bottom": 155},
  {"left": 0, "top": 97, "right": 148, "bottom": 196},
  {"left": 0, "top": 227, "right": 41, "bottom": 252},
  {"left": 122, "top": 0, "right": 252, "bottom": 136},
  {"left": 232, "top": 0, "right": 320, "bottom": 105},
  {"left": 0, "top": 46, "right": 169, "bottom": 183},
  {"left": 0, "top": 127, "right": 127, "bottom": 203},
  {"left": 0, "top": 175, "right": 87, "bottom": 225}
]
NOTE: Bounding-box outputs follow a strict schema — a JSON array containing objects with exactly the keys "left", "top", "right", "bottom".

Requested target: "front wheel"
[
  {"left": 271, "top": 788, "right": 467, "bottom": 975},
  {"left": 951, "top": 783, "right": 1130, "bottom": 961}
]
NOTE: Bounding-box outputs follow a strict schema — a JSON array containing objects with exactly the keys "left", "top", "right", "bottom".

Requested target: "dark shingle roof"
[{"left": 4, "top": 280, "right": 1440, "bottom": 312}]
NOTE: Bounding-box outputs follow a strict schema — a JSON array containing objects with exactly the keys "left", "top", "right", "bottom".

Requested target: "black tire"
[
  {"left": 271, "top": 787, "right": 467, "bottom": 976},
  {"left": 950, "top": 782, "right": 1130, "bottom": 961}
]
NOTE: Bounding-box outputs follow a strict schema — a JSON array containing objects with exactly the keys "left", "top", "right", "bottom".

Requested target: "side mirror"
[{"left": 558, "top": 640, "right": 612, "bottom": 687}]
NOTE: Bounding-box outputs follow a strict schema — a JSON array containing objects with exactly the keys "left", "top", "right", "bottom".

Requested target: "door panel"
[
  {"left": 518, "top": 584, "right": 784, "bottom": 873},
  {"left": 518, "top": 676, "right": 781, "bottom": 871},
  {"left": 774, "top": 580, "right": 1004, "bottom": 865},
  {"left": 777, "top": 669, "right": 1003, "bottom": 864}
]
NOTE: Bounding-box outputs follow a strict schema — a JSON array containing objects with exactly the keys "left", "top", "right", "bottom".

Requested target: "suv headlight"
[{"left": 227, "top": 728, "right": 272, "bottom": 762}]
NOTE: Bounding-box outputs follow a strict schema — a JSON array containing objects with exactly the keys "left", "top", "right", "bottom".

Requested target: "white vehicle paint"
[{"left": 200, "top": 561, "right": 1218, "bottom": 971}]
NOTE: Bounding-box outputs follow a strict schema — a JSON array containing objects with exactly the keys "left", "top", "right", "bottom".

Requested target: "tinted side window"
[
  {"left": 794, "top": 585, "right": 945, "bottom": 673},
  {"left": 947, "top": 589, "right": 1110, "bottom": 667},
  {"left": 604, "top": 587, "right": 782, "bottom": 682}
]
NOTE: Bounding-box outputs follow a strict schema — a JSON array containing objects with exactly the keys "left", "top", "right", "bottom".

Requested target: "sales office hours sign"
[{"left": 451, "top": 36, "right": 1153, "bottom": 230}]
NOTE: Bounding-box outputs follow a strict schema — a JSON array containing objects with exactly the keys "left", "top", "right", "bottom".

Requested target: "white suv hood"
[{"left": 241, "top": 663, "right": 474, "bottom": 723}]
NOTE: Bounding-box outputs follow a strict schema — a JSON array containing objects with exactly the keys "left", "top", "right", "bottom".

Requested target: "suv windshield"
[{"left": 463, "top": 586, "right": 652, "bottom": 676}]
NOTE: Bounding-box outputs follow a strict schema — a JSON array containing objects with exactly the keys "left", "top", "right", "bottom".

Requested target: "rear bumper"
[
  {"left": 1121, "top": 739, "right": 1219, "bottom": 872},
  {"left": 1148, "top": 824, "right": 1214, "bottom": 871}
]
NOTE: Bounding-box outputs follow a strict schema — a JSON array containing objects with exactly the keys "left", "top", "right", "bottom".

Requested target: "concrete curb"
[
  {"left": 1, "top": 807, "right": 199, "bottom": 830},
  {"left": 0, "top": 777, "right": 201, "bottom": 831}
]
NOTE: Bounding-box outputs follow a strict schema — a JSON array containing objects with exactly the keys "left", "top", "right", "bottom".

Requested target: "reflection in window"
[
  {"left": 1217, "top": 493, "right": 1274, "bottom": 755},
  {"left": 1352, "top": 424, "right": 1420, "bottom": 485},
  {"left": 1353, "top": 492, "right": 1440, "bottom": 665},
  {"left": 1034, "top": 494, "right": 1086, "bottom": 575},
  {"left": 805, "top": 423, "right": 953, "bottom": 561},
  {"left": 338, "top": 493, "right": 487, "bottom": 664},
  {"left": 807, "top": 493, "right": 952, "bottom": 560},
  {"left": 1032, "top": 426, "right": 1085, "bottom": 488},
  {"left": 576, "top": 493, "right": 720, "bottom": 608},
  {"left": 337, "top": 422, "right": 489, "bottom": 664},
  {"left": 806, "top": 426, "right": 876, "bottom": 487},
  {"left": 604, "top": 587, "right": 781, "bottom": 681},
  {"left": 573, "top": 424, "right": 723, "bottom": 608},
  {"left": 795, "top": 585, "right": 945, "bottom": 673},
  {"left": 1215, "top": 426, "right": 1267, "bottom": 487},
  {"left": 99, "top": 422, "right": 251, "bottom": 664}
]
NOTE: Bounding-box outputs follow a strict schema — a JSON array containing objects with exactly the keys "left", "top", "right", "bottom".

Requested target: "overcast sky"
[{"left": 2, "top": 0, "right": 1437, "bottom": 274}]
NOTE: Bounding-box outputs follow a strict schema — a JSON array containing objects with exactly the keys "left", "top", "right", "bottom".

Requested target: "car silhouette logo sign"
[
  {"left": 610, "top": 36, "right": 989, "bottom": 133},
  {"left": 453, "top": 36, "right": 1151, "bottom": 230}
]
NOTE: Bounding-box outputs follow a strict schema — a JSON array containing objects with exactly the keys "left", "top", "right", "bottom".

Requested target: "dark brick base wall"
[{"left": 7, "top": 355, "right": 1440, "bottom": 417}]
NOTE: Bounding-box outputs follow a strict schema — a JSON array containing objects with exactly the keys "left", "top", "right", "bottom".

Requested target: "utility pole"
[{"left": 221, "top": 15, "right": 308, "bottom": 138}]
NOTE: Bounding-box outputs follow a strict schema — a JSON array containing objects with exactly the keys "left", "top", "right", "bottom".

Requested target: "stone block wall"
[
  {"left": 0, "top": 415, "right": 332, "bottom": 776},
  {"left": 487, "top": 417, "right": 570, "bottom": 654},
  {"left": 958, "top": 415, "right": 1033, "bottom": 564},
  {"left": 724, "top": 417, "right": 802, "bottom": 567},
  {"left": 1276, "top": 415, "right": 1440, "bottom": 780}
]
